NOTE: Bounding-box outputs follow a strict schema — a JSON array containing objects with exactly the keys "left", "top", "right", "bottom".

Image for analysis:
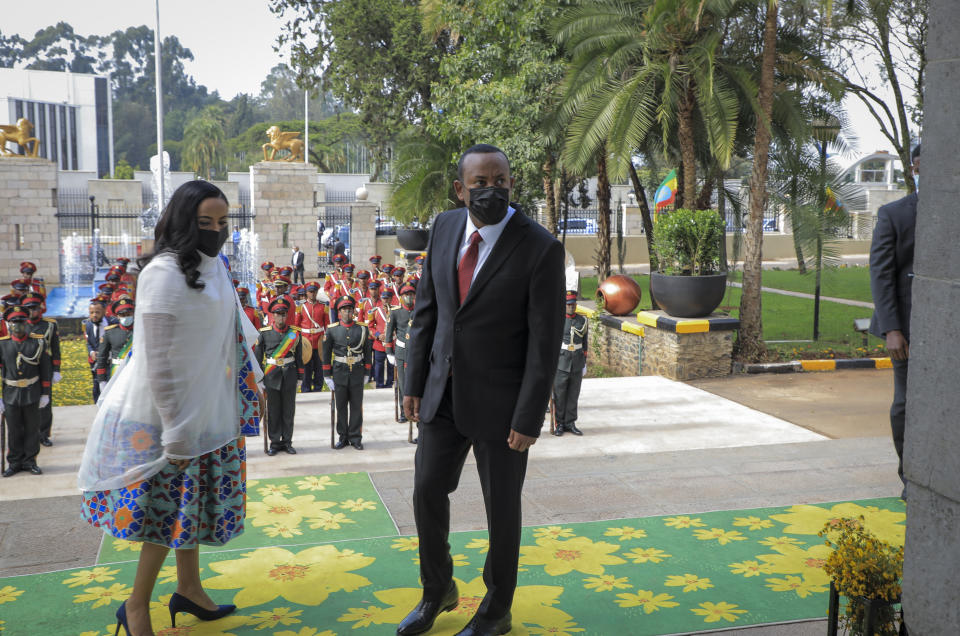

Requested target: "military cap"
[
  {"left": 3, "top": 306, "right": 28, "bottom": 322},
  {"left": 392, "top": 267, "right": 406, "bottom": 276},
  {"left": 232, "top": 278, "right": 240, "bottom": 287},
  {"left": 305, "top": 282, "right": 320, "bottom": 292},
  {"left": 369, "top": 255, "right": 382, "bottom": 264},
  {"left": 116, "top": 257, "right": 131, "bottom": 265},
  {"left": 333, "top": 254, "right": 346, "bottom": 264},
  {"left": 356, "top": 269, "right": 370, "bottom": 280},
  {"left": 275, "top": 276, "right": 291, "bottom": 286},
  {"left": 566, "top": 291, "right": 578, "bottom": 304},
  {"left": 342, "top": 263, "right": 355, "bottom": 272},
  {"left": 111, "top": 298, "right": 135, "bottom": 315},
  {"left": 415, "top": 254, "right": 425, "bottom": 263},
  {"left": 269, "top": 297, "right": 292, "bottom": 314},
  {"left": 399, "top": 283, "right": 417, "bottom": 296},
  {"left": 261, "top": 261, "right": 275, "bottom": 271},
  {"left": 19, "top": 261, "right": 37, "bottom": 275},
  {"left": 278, "top": 266, "right": 293, "bottom": 277},
  {"left": 368, "top": 279, "right": 382, "bottom": 289},
  {"left": 10, "top": 279, "right": 29, "bottom": 293},
  {"left": 334, "top": 296, "right": 356, "bottom": 312},
  {"left": 381, "top": 263, "right": 395, "bottom": 273},
  {"left": 236, "top": 286, "right": 250, "bottom": 296},
  {"left": 98, "top": 283, "right": 116, "bottom": 293},
  {"left": 380, "top": 288, "right": 394, "bottom": 298},
  {"left": 20, "top": 293, "right": 44, "bottom": 308},
  {"left": 1, "top": 293, "right": 21, "bottom": 308},
  {"left": 105, "top": 271, "right": 122, "bottom": 282}
]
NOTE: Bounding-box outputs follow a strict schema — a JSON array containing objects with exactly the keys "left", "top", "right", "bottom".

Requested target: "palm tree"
[
  {"left": 388, "top": 129, "right": 459, "bottom": 227},
  {"left": 182, "top": 108, "right": 226, "bottom": 180}
]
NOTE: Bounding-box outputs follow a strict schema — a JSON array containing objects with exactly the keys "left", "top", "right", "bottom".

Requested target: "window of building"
[
  {"left": 69, "top": 107, "right": 78, "bottom": 170},
  {"left": 15, "top": 224, "right": 24, "bottom": 250},
  {"left": 859, "top": 160, "right": 888, "bottom": 183},
  {"left": 282, "top": 223, "right": 289, "bottom": 248},
  {"left": 59, "top": 105, "right": 68, "bottom": 170},
  {"left": 48, "top": 104, "right": 57, "bottom": 165}
]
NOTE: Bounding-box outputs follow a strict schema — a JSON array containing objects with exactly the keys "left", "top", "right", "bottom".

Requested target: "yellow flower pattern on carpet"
[
  {"left": 72, "top": 583, "right": 132, "bottom": 608},
  {"left": 624, "top": 547, "right": 672, "bottom": 564},
  {"left": 246, "top": 607, "right": 303, "bottom": 630},
  {"left": 61, "top": 568, "right": 120, "bottom": 588},
  {"left": 756, "top": 543, "right": 833, "bottom": 586},
  {"left": 246, "top": 493, "right": 337, "bottom": 529},
  {"left": 765, "top": 575, "right": 828, "bottom": 598},
  {"left": 203, "top": 545, "right": 374, "bottom": 607},
  {"left": 615, "top": 589, "right": 680, "bottom": 613},
  {"left": 465, "top": 538, "right": 490, "bottom": 553},
  {"left": 733, "top": 516, "right": 774, "bottom": 531},
  {"left": 0, "top": 586, "right": 23, "bottom": 604},
  {"left": 692, "top": 528, "right": 748, "bottom": 545},
  {"left": 520, "top": 536, "right": 626, "bottom": 576},
  {"left": 295, "top": 475, "right": 338, "bottom": 491},
  {"left": 583, "top": 574, "right": 632, "bottom": 592},
  {"left": 603, "top": 526, "right": 647, "bottom": 541},
  {"left": 770, "top": 503, "right": 906, "bottom": 545},
  {"left": 391, "top": 536, "right": 420, "bottom": 551},
  {"left": 690, "top": 600, "right": 748, "bottom": 623},
  {"left": 664, "top": 574, "right": 713, "bottom": 593},
  {"left": 728, "top": 560, "right": 773, "bottom": 578},
  {"left": 533, "top": 526, "right": 575, "bottom": 540},
  {"left": 663, "top": 516, "right": 706, "bottom": 529}
]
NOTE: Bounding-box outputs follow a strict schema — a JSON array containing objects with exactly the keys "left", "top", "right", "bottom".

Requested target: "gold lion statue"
[
  {"left": 262, "top": 126, "right": 305, "bottom": 162},
  {"left": 0, "top": 118, "right": 41, "bottom": 157}
]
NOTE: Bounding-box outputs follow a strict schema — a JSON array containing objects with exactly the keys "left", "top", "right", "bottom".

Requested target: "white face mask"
[{"left": 119, "top": 316, "right": 134, "bottom": 327}]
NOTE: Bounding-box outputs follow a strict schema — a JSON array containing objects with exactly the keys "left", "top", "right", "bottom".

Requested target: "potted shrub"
[
  {"left": 389, "top": 131, "right": 459, "bottom": 251},
  {"left": 650, "top": 208, "right": 727, "bottom": 318}
]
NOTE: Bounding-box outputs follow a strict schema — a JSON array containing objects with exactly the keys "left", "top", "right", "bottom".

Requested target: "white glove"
[
  {"left": 325, "top": 378, "right": 335, "bottom": 391},
  {"left": 297, "top": 380, "right": 303, "bottom": 391},
  {"left": 0, "top": 400, "right": 4, "bottom": 414},
  {"left": 387, "top": 354, "right": 396, "bottom": 366},
  {"left": 39, "top": 395, "right": 50, "bottom": 409},
  {"left": 582, "top": 364, "right": 588, "bottom": 377},
  {"left": 52, "top": 371, "right": 62, "bottom": 383},
  {"left": 257, "top": 381, "right": 265, "bottom": 392},
  {"left": 99, "top": 381, "right": 107, "bottom": 391}
]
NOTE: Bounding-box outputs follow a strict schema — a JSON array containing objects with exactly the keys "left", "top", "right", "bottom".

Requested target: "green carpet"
[{"left": 0, "top": 472, "right": 905, "bottom": 636}]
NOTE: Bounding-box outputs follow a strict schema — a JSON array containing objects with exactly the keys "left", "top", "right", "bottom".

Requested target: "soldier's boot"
[{"left": 552, "top": 422, "right": 564, "bottom": 436}]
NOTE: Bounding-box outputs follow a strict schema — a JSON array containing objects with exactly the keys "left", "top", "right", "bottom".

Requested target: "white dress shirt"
[{"left": 457, "top": 206, "right": 516, "bottom": 285}]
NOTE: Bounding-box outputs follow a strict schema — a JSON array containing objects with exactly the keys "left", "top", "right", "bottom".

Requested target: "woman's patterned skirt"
[{"left": 81, "top": 437, "right": 246, "bottom": 549}]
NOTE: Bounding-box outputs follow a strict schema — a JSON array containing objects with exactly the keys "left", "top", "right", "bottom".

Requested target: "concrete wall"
[
  {"left": 210, "top": 180, "right": 240, "bottom": 209},
  {"left": 251, "top": 161, "right": 319, "bottom": 274},
  {"left": 0, "top": 157, "right": 59, "bottom": 282},
  {"left": 88, "top": 179, "right": 141, "bottom": 209},
  {"left": 901, "top": 1, "right": 960, "bottom": 631}
]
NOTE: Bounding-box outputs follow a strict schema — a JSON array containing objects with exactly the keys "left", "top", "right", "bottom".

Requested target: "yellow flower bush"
[
  {"left": 520, "top": 537, "right": 625, "bottom": 576},
  {"left": 820, "top": 517, "right": 903, "bottom": 636},
  {"left": 614, "top": 589, "right": 679, "bottom": 613}
]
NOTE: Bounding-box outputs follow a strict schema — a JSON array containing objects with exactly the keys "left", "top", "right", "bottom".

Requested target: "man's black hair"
[
  {"left": 457, "top": 144, "right": 511, "bottom": 181},
  {"left": 911, "top": 143, "right": 921, "bottom": 161}
]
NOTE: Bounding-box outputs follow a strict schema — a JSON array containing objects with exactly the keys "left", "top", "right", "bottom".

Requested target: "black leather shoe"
[
  {"left": 410, "top": 437, "right": 418, "bottom": 444},
  {"left": 25, "top": 464, "right": 42, "bottom": 475},
  {"left": 566, "top": 423, "right": 583, "bottom": 436},
  {"left": 351, "top": 440, "right": 364, "bottom": 450},
  {"left": 266, "top": 448, "right": 277, "bottom": 456},
  {"left": 334, "top": 439, "right": 348, "bottom": 449},
  {"left": 2, "top": 465, "right": 20, "bottom": 478},
  {"left": 398, "top": 414, "right": 408, "bottom": 423},
  {"left": 454, "top": 611, "right": 512, "bottom": 636},
  {"left": 552, "top": 425, "right": 564, "bottom": 436},
  {"left": 396, "top": 581, "right": 459, "bottom": 636},
  {"left": 285, "top": 446, "right": 297, "bottom": 454},
  {"left": 40, "top": 437, "right": 53, "bottom": 447}
]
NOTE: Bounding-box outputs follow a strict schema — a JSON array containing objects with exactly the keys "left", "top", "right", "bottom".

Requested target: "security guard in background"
[
  {"left": 255, "top": 297, "right": 304, "bottom": 455},
  {"left": 22, "top": 293, "right": 59, "bottom": 446},
  {"left": 96, "top": 298, "right": 135, "bottom": 388},
  {"left": 1, "top": 306, "right": 52, "bottom": 477},
  {"left": 385, "top": 283, "right": 416, "bottom": 423},
  {"left": 322, "top": 296, "right": 372, "bottom": 450},
  {"left": 553, "top": 291, "right": 588, "bottom": 436}
]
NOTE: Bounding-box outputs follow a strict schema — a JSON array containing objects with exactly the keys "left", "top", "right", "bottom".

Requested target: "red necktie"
[{"left": 458, "top": 230, "right": 482, "bottom": 305}]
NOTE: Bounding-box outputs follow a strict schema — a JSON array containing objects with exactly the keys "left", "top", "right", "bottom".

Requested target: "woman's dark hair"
[{"left": 136, "top": 180, "right": 228, "bottom": 290}]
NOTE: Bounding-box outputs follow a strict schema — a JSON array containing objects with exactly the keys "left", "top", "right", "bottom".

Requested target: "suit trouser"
[
  {"left": 5, "top": 402, "right": 41, "bottom": 467},
  {"left": 335, "top": 380, "right": 364, "bottom": 442},
  {"left": 266, "top": 384, "right": 296, "bottom": 449},
  {"left": 303, "top": 355, "right": 323, "bottom": 392},
  {"left": 90, "top": 367, "right": 101, "bottom": 403},
  {"left": 373, "top": 350, "right": 394, "bottom": 388},
  {"left": 293, "top": 268, "right": 305, "bottom": 285},
  {"left": 891, "top": 358, "right": 908, "bottom": 485},
  {"left": 413, "top": 380, "right": 528, "bottom": 620},
  {"left": 39, "top": 400, "right": 52, "bottom": 439},
  {"left": 553, "top": 368, "right": 583, "bottom": 427}
]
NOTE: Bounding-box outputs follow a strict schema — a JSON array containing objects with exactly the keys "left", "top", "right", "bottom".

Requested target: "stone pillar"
[
  {"left": 637, "top": 311, "right": 739, "bottom": 380},
  {"left": 0, "top": 157, "right": 59, "bottom": 282},
  {"left": 901, "top": 1, "right": 960, "bottom": 631},
  {"left": 250, "top": 161, "right": 318, "bottom": 275}
]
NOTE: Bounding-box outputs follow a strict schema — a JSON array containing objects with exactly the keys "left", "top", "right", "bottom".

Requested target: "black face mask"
[
  {"left": 468, "top": 186, "right": 510, "bottom": 225},
  {"left": 197, "top": 227, "right": 228, "bottom": 257}
]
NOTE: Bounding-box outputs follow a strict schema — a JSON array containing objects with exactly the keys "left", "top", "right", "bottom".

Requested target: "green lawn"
[
  {"left": 727, "top": 266, "right": 873, "bottom": 303},
  {"left": 580, "top": 273, "right": 884, "bottom": 359}
]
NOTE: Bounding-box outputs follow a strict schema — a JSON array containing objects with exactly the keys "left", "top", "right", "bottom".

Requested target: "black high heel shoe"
[
  {"left": 114, "top": 601, "right": 130, "bottom": 636},
  {"left": 168, "top": 592, "right": 237, "bottom": 627}
]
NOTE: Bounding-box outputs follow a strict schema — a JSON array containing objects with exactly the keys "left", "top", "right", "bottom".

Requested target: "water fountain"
[
  {"left": 61, "top": 232, "right": 82, "bottom": 314},
  {"left": 234, "top": 227, "right": 260, "bottom": 293}
]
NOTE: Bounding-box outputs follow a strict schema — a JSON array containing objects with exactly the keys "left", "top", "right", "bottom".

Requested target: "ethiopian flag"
[
  {"left": 824, "top": 186, "right": 846, "bottom": 213},
  {"left": 654, "top": 169, "right": 678, "bottom": 213}
]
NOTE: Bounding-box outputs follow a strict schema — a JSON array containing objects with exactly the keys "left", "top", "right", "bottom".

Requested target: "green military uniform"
[
  {"left": 1, "top": 311, "right": 52, "bottom": 475},
  {"left": 322, "top": 313, "right": 373, "bottom": 447},
  {"left": 24, "top": 300, "right": 59, "bottom": 443},
  {"left": 96, "top": 324, "right": 133, "bottom": 382},
  {"left": 553, "top": 300, "right": 587, "bottom": 436},
  {"left": 254, "top": 319, "right": 304, "bottom": 454},
  {"left": 385, "top": 296, "right": 415, "bottom": 423}
]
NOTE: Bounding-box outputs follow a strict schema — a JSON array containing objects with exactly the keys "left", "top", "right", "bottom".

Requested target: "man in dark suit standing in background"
[
  {"left": 291, "top": 245, "right": 306, "bottom": 285},
  {"left": 398, "top": 145, "right": 565, "bottom": 636},
  {"left": 82, "top": 300, "right": 108, "bottom": 403},
  {"left": 869, "top": 143, "right": 919, "bottom": 500}
]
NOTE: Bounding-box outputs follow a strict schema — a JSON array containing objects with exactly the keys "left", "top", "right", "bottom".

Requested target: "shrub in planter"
[{"left": 650, "top": 209, "right": 727, "bottom": 317}]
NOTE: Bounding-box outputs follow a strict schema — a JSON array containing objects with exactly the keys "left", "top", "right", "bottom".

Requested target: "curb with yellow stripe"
[
  {"left": 575, "top": 305, "right": 645, "bottom": 337},
  {"left": 744, "top": 357, "right": 893, "bottom": 373},
  {"left": 636, "top": 311, "right": 740, "bottom": 334}
]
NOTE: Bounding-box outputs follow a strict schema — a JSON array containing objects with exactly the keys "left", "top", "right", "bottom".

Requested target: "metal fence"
[{"left": 315, "top": 190, "right": 355, "bottom": 273}]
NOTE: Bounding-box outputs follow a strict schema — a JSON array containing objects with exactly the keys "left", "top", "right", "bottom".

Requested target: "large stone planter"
[
  {"left": 650, "top": 272, "right": 727, "bottom": 318},
  {"left": 396, "top": 228, "right": 429, "bottom": 251}
]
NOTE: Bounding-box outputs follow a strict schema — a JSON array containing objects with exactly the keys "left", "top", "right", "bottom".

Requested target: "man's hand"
[
  {"left": 507, "top": 429, "right": 537, "bottom": 452},
  {"left": 886, "top": 330, "right": 909, "bottom": 361},
  {"left": 168, "top": 458, "right": 191, "bottom": 471},
  {"left": 403, "top": 396, "right": 421, "bottom": 421}
]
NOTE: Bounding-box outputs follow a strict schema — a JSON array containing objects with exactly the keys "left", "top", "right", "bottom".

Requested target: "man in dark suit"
[
  {"left": 291, "top": 245, "right": 306, "bottom": 285},
  {"left": 869, "top": 143, "right": 919, "bottom": 500},
  {"left": 398, "top": 145, "right": 565, "bottom": 636},
  {"left": 82, "top": 300, "right": 108, "bottom": 403}
]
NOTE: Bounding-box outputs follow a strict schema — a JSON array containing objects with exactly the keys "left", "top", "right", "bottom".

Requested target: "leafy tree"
[
  {"left": 389, "top": 129, "right": 460, "bottom": 226},
  {"left": 113, "top": 159, "right": 135, "bottom": 179},
  {"left": 182, "top": 106, "right": 226, "bottom": 179}
]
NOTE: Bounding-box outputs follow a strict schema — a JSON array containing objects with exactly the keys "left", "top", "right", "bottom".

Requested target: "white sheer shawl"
[{"left": 77, "top": 251, "right": 260, "bottom": 492}]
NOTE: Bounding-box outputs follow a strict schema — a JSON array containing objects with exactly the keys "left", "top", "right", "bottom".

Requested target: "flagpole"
[
  {"left": 154, "top": 0, "right": 164, "bottom": 207},
  {"left": 304, "top": 90, "right": 309, "bottom": 163}
]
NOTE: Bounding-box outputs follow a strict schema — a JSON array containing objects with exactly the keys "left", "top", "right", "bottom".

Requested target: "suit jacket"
[
  {"left": 83, "top": 318, "right": 107, "bottom": 365},
  {"left": 292, "top": 250, "right": 305, "bottom": 270},
  {"left": 869, "top": 193, "right": 916, "bottom": 340},
  {"left": 405, "top": 207, "right": 565, "bottom": 439}
]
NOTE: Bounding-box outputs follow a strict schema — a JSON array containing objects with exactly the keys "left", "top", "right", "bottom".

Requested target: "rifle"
[
  {"left": 330, "top": 385, "right": 336, "bottom": 449},
  {"left": 1, "top": 411, "right": 6, "bottom": 473},
  {"left": 394, "top": 364, "right": 399, "bottom": 423},
  {"left": 262, "top": 391, "right": 269, "bottom": 454},
  {"left": 549, "top": 396, "right": 556, "bottom": 434}
]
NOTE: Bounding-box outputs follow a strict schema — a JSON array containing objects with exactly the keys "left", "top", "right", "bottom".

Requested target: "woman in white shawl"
[{"left": 78, "top": 181, "right": 263, "bottom": 635}]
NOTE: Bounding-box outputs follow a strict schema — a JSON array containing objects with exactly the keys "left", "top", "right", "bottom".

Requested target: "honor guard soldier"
[
  {"left": 236, "top": 287, "right": 261, "bottom": 327},
  {"left": 413, "top": 254, "right": 425, "bottom": 280},
  {"left": 298, "top": 282, "right": 329, "bottom": 392},
  {"left": 255, "top": 297, "right": 305, "bottom": 455},
  {"left": 553, "top": 291, "right": 588, "bottom": 436},
  {"left": 22, "top": 293, "right": 59, "bottom": 446},
  {"left": 19, "top": 262, "right": 46, "bottom": 297},
  {"left": 0, "top": 294, "right": 23, "bottom": 338},
  {"left": 370, "top": 288, "right": 395, "bottom": 388},
  {"left": 1, "top": 306, "right": 52, "bottom": 477},
  {"left": 322, "top": 296, "right": 372, "bottom": 450},
  {"left": 369, "top": 254, "right": 383, "bottom": 278},
  {"left": 324, "top": 254, "right": 347, "bottom": 300},
  {"left": 379, "top": 263, "right": 394, "bottom": 283},
  {"left": 385, "top": 283, "right": 416, "bottom": 422},
  {"left": 390, "top": 267, "right": 406, "bottom": 296},
  {"left": 96, "top": 299, "right": 135, "bottom": 389}
]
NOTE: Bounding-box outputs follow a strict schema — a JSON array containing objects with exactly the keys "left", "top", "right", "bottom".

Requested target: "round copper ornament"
[{"left": 597, "top": 274, "right": 642, "bottom": 316}]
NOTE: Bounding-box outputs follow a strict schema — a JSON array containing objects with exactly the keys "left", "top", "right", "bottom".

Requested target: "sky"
[{"left": 8, "top": 1, "right": 906, "bottom": 165}]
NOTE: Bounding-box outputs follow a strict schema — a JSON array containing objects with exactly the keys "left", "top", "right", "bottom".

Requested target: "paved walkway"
[{"left": 726, "top": 281, "right": 874, "bottom": 309}]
